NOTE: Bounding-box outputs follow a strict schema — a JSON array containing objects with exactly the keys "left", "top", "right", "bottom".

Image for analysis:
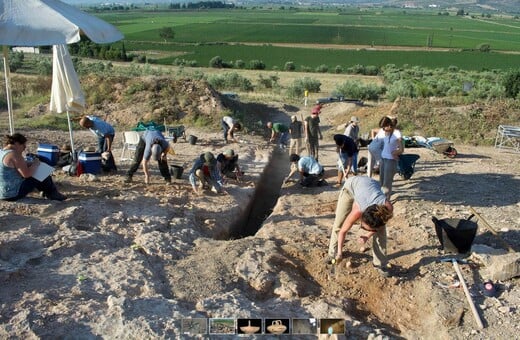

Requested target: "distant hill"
[{"left": 62, "top": 0, "right": 520, "bottom": 14}]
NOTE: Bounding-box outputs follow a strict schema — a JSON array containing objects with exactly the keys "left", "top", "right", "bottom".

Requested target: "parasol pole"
[
  {"left": 66, "top": 110, "right": 76, "bottom": 160},
  {"left": 3, "top": 46, "right": 14, "bottom": 134}
]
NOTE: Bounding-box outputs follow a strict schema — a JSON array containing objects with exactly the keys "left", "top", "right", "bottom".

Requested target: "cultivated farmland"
[{"left": 96, "top": 8, "right": 520, "bottom": 71}]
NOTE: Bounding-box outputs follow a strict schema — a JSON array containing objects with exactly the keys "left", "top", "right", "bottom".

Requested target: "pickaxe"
[{"left": 440, "top": 258, "right": 484, "bottom": 329}]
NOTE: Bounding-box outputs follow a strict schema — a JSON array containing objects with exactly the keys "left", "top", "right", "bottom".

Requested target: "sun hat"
[
  {"left": 203, "top": 151, "right": 216, "bottom": 165},
  {"left": 311, "top": 105, "right": 321, "bottom": 114},
  {"left": 224, "top": 149, "right": 235, "bottom": 157},
  {"left": 151, "top": 144, "right": 163, "bottom": 161},
  {"left": 350, "top": 116, "right": 360, "bottom": 123}
]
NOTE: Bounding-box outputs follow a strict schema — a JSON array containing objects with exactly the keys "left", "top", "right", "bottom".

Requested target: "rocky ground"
[{"left": 1, "top": 101, "right": 519, "bottom": 339}]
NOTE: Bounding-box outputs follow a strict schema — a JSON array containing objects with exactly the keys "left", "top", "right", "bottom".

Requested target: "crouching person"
[
  {"left": 189, "top": 152, "right": 225, "bottom": 195},
  {"left": 1, "top": 133, "right": 66, "bottom": 201},
  {"left": 216, "top": 149, "right": 243, "bottom": 181},
  {"left": 284, "top": 154, "right": 326, "bottom": 187}
]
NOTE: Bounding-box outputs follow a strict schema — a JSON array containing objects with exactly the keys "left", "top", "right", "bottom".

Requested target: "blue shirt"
[
  {"left": 142, "top": 130, "right": 169, "bottom": 160},
  {"left": 298, "top": 156, "right": 323, "bottom": 175},
  {"left": 0, "top": 150, "right": 24, "bottom": 199},
  {"left": 189, "top": 155, "right": 223, "bottom": 190},
  {"left": 87, "top": 116, "right": 115, "bottom": 138}
]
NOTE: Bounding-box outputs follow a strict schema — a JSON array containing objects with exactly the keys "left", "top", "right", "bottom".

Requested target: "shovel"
[{"left": 440, "top": 258, "right": 484, "bottom": 329}]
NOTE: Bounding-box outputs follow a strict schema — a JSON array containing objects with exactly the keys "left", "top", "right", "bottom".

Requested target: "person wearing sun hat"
[
  {"left": 344, "top": 116, "right": 361, "bottom": 174},
  {"left": 189, "top": 151, "right": 224, "bottom": 194},
  {"left": 216, "top": 149, "right": 243, "bottom": 181}
]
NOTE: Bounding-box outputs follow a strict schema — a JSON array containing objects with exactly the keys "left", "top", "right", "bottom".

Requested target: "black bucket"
[
  {"left": 432, "top": 215, "right": 478, "bottom": 254},
  {"left": 188, "top": 135, "right": 198, "bottom": 145},
  {"left": 170, "top": 165, "right": 184, "bottom": 179}
]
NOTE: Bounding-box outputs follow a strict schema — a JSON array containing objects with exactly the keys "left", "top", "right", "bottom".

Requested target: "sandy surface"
[{"left": 1, "top": 102, "right": 519, "bottom": 339}]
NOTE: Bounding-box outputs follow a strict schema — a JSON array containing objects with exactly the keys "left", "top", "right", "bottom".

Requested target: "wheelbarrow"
[
  {"left": 432, "top": 215, "right": 478, "bottom": 254},
  {"left": 398, "top": 154, "right": 420, "bottom": 180},
  {"left": 429, "top": 139, "right": 457, "bottom": 158}
]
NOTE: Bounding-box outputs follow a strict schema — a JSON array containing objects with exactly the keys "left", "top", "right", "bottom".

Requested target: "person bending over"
[
  {"left": 328, "top": 176, "right": 393, "bottom": 277},
  {"left": 124, "top": 130, "right": 171, "bottom": 184}
]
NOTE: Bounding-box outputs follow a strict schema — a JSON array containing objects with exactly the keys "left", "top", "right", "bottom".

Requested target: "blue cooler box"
[
  {"left": 37, "top": 144, "right": 59, "bottom": 166},
  {"left": 79, "top": 151, "right": 102, "bottom": 174}
]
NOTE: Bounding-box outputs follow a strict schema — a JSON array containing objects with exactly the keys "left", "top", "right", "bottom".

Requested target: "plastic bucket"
[
  {"left": 432, "top": 216, "right": 478, "bottom": 253},
  {"left": 170, "top": 165, "right": 184, "bottom": 179},
  {"left": 188, "top": 135, "right": 198, "bottom": 145}
]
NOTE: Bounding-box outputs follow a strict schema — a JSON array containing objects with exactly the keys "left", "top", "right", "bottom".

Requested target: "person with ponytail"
[{"left": 327, "top": 176, "right": 393, "bottom": 276}]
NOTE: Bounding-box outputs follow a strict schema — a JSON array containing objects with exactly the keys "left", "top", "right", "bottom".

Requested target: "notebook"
[{"left": 32, "top": 162, "right": 54, "bottom": 182}]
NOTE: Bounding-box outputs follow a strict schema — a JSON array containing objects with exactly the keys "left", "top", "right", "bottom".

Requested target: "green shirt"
[{"left": 272, "top": 123, "right": 289, "bottom": 133}]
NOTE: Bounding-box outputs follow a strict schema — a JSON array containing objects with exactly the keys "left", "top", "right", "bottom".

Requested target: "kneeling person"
[
  {"left": 216, "top": 149, "right": 243, "bottom": 181},
  {"left": 189, "top": 152, "right": 224, "bottom": 194},
  {"left": 284, "top": 154, "right": 325, "bottom": 187}
]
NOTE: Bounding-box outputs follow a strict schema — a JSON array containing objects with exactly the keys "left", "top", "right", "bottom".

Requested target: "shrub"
[
  {"left": 284, "top": 61, "right": 296, "bottom": 71},
  {"left": 334, "top": 65, "right": 343, "bottom": 74},
  {"left": 209, "top": 56, "right": 223, "bottom": 68},
  {"left": 504, "top": 70, "right": 520, "bottom": 98},
  {"left": 386, "top": 80, "right": 416, "bottom": 100},
  {"left": 8, "top": 51, "right": 24, "bottom": 72},
  {"left": 315, "top": 64, "right": 328, "bottom": 73},
  {"left": 257, "top": 74, "right": 279, "bottom": 89},
  {"left": 206, "top": 72, "right": 253, "bottom": 91},
  {"left": 235, "top": 60, "right": 246, "bottom": 69},
  {"left": 335, "top": 80, "right": 384, "bottom": 100},
  {"left": 249, "top": 59, "right": 265, "bottom": 70},
  {"left": 35, "top": 58, "right": 52, "bottom": 76},
  {"left": 286, "top": 77, "right": 321, "bottom": 98}
]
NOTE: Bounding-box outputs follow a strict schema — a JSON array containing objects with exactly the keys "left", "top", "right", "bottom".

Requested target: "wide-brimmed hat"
[
  {"left": 350, "top": 116, "right": 360, "bottom": 123},
  {"left": 202, "top": 151, "right": 216, "bottom": 166}
]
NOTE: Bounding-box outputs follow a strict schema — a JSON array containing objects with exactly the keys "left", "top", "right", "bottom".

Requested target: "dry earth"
[{"left": 1, "top": 101, "right": 519, "bottom": 339}]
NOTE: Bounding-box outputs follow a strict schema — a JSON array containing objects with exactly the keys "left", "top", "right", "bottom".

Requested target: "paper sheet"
[{"left": 31, "top": 162, "right": 54, "bottom": 182}]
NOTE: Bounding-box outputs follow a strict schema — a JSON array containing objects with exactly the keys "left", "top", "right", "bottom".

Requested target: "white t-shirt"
[
  {"left": 381, "top": 129, "right": 402, "bottom": 160},
  {"left": 223, "top": 116, "right": 235, "bottom": 128}
]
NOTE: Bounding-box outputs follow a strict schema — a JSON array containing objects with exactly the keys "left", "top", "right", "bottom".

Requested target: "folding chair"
[{"left": 120, "top": 131, "right": 140, "bottom": 161}]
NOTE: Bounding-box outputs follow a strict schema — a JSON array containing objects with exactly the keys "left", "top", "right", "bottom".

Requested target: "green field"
[{"left": 98, "top": 8, "right": 520, "bottom": 71}]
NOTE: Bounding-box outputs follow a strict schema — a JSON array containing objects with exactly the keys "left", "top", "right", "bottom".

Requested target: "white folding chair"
[{"left": 120, "top": 131, "right": 141, "bottom": 161}]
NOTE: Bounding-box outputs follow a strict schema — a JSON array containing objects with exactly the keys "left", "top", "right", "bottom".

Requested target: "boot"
[{"left": 47, "top": 189, "right": 67, "bottom": 201}]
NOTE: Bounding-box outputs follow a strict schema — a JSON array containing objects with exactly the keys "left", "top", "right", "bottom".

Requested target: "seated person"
[
  {"left": 216, "top": 149, "right": 243, "bottom": 180},
  {"left": 284, "top": 154, "right": 326, "bottom": 187},
  {"left": 189, "top": 152, "right": 225, "bottom": 195},
  {"left": 1, "top": 133, "right": 66, "bottom": 201}
]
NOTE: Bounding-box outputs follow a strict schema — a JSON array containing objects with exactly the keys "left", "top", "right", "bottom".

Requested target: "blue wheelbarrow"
[{"left": 398, "top": 154, "right": 420, "bottom": 180}]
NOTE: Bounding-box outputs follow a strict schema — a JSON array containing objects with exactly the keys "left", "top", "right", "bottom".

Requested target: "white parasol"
[
  {"left": 0, "top": 0, "right": 123, "bottom": 133},
  {"left": 49, "top": 44, "right": 84, "bottom": 154}
]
